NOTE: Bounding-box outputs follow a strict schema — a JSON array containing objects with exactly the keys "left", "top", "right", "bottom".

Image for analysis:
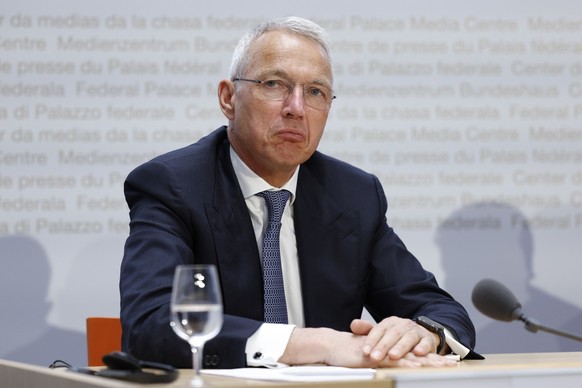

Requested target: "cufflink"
[{"left": 253, "top": 352, "right": 263, "bottom": 360}]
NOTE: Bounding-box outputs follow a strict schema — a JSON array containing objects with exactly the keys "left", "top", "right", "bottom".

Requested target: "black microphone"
[{"left": 472, "top": 278, "right": 582, "bottom": 342}]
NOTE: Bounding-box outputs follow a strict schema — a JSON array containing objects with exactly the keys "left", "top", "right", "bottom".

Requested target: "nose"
[{"left": 282, "top": 84, "right": 305, "bottom": 118}]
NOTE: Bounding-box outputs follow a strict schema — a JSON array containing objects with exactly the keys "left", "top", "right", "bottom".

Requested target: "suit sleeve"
[
  {"left": 120, "top": 160, "right": 261, "bottom": 368},
  {"left": 364, "top": 176, "right": 477, "bottom": 350}
]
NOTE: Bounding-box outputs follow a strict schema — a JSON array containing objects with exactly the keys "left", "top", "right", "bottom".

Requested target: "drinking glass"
[{"left": 170, "top": 265, "right": 223, "bottom": 386}]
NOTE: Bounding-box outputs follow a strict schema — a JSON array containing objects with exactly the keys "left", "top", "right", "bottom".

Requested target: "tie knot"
[{"left": 257, "top": 190, "right": 290, "bottom": 223}]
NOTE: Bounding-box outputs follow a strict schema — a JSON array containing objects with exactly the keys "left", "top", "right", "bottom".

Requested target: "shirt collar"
[{"left": 229, "top": 146, "right": 298, "bottom": 205}]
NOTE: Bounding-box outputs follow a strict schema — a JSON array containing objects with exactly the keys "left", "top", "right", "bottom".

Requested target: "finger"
[
  {"left": 361, "top": 321, "right": 395, "bottom": 359},
  {"left": 379, "top": 357, "right": 422, "bottom": 368},
  {"left": 412, "top": 331, "right": 439, "bottom": 356},
  {"left": 365, "top": 317, "right": 420, "bottom": 360},
  {"left": 379, "top": 352, "right": 456, "bottom": 368},
  {"left": 404, "top": 352, "right": 457, "bottom": 367},
  {"left": 387, "top": 321, "right": 443, "bottom": 359},
  {"left": 365, "top": 318, "right": 412, "bottom": 360},
  {"left": 350, "top": 319, "right": 374, "bottom": 336},
  {"left": 386, "top": 326, "right": 424, "bottom": 360}
]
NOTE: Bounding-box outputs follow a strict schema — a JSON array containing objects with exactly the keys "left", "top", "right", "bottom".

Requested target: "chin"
[{"left": 278, "top": 147, "right": 313, "bottom": 165}]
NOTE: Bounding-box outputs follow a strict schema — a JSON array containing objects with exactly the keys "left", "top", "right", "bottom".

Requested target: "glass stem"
[{"left": 192, "top": 346, "right": 202, "bottom": 376}]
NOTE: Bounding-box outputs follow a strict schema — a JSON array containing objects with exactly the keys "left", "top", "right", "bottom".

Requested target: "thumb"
[{"left": 350, "top": 319, "right": 374, "bottom": 335}]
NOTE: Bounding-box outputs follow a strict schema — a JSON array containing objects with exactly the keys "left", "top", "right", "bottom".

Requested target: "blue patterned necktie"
[{"left": 257, "top": 190, "right": 290, "bottom": 324}]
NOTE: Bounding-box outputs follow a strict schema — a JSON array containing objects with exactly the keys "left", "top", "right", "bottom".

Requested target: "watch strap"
[{"left": 414, "top": 316, "right": 447, "bottom": 354}]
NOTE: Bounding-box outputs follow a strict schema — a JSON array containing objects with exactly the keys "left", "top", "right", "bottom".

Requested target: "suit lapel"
[
  {"left": 205, "top": 140, "right": 264, "bottom": 321},
  {"left": 294, "top": 165, "right": 362, "bottom": 328}
]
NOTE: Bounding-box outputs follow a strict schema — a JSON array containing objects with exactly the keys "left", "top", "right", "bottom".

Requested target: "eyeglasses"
[{"left": 233, "top": 78, "right": 336, "bottom": 111}]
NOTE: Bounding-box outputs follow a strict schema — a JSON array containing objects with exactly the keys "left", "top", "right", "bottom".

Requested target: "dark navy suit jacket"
[{"left": 120, "top": 126, "right": 476, "bottom": 368}]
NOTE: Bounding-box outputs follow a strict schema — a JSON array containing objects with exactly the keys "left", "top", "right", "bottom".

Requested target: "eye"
[
  {"left": 263, "top": 79, "right": 286, "bottom": 89},
  {"left": 306, "top": 86, "right": 327, "bottom": 99}
]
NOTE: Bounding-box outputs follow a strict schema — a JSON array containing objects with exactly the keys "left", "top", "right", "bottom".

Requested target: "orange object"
[{"left": 86, "top": 317, "right": 122, "bottom": 366}]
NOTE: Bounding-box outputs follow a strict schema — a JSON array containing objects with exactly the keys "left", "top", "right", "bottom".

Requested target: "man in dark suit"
[{"left": 120, "top": 16, "right": 478, "bottom": 369}]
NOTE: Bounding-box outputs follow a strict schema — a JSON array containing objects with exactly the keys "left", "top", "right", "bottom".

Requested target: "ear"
[{"left": 218, "top": 80, "right": 235, "bottom": 120}]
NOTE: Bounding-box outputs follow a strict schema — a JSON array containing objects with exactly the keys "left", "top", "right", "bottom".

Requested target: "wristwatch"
[{"left": 414, "top": 316, "right": 447, "bottom": 354}]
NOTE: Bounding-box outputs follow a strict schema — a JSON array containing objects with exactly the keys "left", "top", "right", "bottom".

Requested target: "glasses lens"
[
  {"left": 253, "top": 80, "right": 332, "bottom": 110},
  {"left": 303, "top": 85, "right": 332, "bottom": 110},
  {"left": 254, "top": 79, "right": 288, "bottom": 101}
]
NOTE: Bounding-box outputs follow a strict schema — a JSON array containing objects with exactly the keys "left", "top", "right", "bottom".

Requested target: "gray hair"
[{"left": 228, "top": 16, "right": 333, "bottom": 83}]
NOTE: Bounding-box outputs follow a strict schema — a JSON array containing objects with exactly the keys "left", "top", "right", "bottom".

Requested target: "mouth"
[{"left": 275, "top": 129, "right": 306, "bottom": 143}]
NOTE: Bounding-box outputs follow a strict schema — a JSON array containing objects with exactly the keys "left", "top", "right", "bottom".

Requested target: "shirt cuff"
[
  {"left": 245, "top": 323, "right": 296, "bottom": 368},
  {"left": 443, "top": 327, "right": 470, "bottom": 359}
]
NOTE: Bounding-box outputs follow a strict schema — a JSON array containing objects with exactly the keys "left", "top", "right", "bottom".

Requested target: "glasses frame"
[{"left": 232, "top": 78, "right": 336, "bottom": 111}]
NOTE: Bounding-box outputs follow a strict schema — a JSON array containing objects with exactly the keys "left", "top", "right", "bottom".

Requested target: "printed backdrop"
[{"left": 1, "top": 0, "right": 581, "bottom": 366}]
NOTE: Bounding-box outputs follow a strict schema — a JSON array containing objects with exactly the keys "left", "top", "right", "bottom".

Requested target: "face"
[{"left": 218, "top": 30, "right": 333, "bottom": 186}]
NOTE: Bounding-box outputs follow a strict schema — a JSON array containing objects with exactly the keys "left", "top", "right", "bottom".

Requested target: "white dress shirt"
[{"left": 229, "top": 147, "right": 302, "bottom": 367}]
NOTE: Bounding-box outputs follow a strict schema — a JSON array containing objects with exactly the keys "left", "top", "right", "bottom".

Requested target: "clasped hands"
[{"left": 280, "top": 316, "right": 457, "bottom": 368}]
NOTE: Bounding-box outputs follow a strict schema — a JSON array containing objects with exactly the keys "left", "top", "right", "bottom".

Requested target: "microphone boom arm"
[{"left": 520, "top": 315, "right": 582, "bottom": 342}]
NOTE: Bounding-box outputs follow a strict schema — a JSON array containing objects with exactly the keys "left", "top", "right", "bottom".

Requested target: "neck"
[{"left": 262, "top": 173, "right": 293, "bottom": 188}]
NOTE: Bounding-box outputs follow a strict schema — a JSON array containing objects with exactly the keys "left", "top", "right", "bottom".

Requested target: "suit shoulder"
[
  {"left": 305, "top": 151, "right": 374, "bottom": 181},
  {"left": 133, "top": 126, "right": 227, "bottom": 172}
]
